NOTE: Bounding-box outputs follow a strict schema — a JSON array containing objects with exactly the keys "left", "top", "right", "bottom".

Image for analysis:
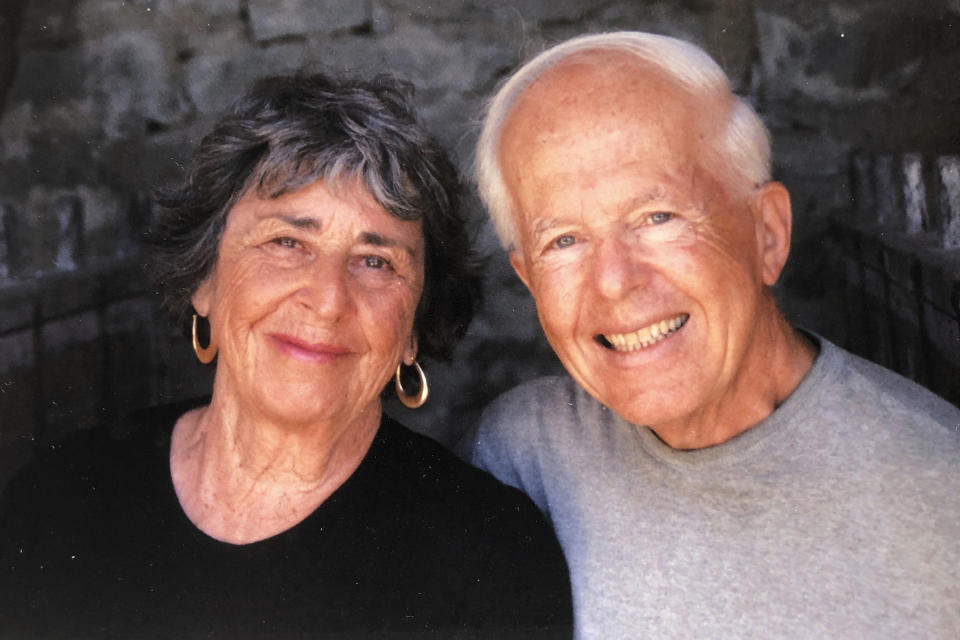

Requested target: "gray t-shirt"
[{"left": 465, "top": 337, "right": 960, "bottom": 639}]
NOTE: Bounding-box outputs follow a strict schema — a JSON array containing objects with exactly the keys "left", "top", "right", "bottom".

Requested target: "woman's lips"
[{"left": 268, "top": 334, "right": 351, "bottom": 363}]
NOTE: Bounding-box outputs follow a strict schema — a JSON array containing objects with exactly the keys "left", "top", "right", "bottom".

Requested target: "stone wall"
[{"left": 1, "top": 0, "right": 959, "bottom": 485}]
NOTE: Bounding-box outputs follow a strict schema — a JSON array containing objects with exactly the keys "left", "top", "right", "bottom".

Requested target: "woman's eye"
[
  {"left": 552, "top": 234, "right": 576, "bottom": 249},
  {"left": 363, "top": 255, "right": 391, "bottom": 270},
  {"left": 271, "top": 237, "right": 300, "bottom": 249},
  {"left": 649, "top": 212, "right": 673, "bottom": 225}
]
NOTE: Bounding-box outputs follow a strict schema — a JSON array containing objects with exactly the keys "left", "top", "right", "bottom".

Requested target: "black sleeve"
[{"left": 464, "top": 486, "right": 574, "bottom": 638}]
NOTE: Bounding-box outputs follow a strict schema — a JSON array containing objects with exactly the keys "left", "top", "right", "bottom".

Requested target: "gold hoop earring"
[
  {"left": 192, "top": 314, "right": 218, "bottom": 364},
  {"left": 395, "top": 360, "right": 428, "bottom": 409}
]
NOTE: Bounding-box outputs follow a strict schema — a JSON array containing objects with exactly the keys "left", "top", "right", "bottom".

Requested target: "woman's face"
[{"left": 192, "top": 179, "right": 424, "bottom": 428}]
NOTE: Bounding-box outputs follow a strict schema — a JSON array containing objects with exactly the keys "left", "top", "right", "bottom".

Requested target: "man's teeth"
[{"left": 602, "top": 314, "right": 689, "bottom": 352}]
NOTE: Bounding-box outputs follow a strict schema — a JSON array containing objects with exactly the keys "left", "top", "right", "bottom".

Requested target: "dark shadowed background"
[{"left": 1, "top": 0, "right": 959, "bottom": 491}]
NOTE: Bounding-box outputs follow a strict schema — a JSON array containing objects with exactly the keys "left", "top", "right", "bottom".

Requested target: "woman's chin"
[{"left": 247, "top": 385, "right": 378, "bottom": 430}]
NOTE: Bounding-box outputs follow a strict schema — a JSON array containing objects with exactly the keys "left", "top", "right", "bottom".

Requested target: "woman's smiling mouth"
[
  {"left": 596, "top": 313, "right": 689, "bottom": 352},
  {"left": 269, "top": 334, "right": 352, "bottom": 362}
]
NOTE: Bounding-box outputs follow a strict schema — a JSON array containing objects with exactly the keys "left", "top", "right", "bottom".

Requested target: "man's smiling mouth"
[{"left": 596, "top": 313, "right": 689, "bottom": 351}]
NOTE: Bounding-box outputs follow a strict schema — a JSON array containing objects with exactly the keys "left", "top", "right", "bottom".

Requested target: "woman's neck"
[{"left": 169, "top": 395, "right": 381, "bottom": 545}]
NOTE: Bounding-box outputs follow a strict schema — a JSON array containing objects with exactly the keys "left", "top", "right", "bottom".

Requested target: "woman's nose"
[{"left": 296, "top": 259, "right": 352, "bottom": 320}]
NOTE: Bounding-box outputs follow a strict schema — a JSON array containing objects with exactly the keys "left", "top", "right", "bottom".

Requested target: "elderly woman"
[{"left": 0, "top": 73, "right": 572, "bottom": 637}]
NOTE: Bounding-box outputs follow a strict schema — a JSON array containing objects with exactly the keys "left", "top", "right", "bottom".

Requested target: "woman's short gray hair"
[
  {"left": 474, "top": 31, "right": 772, "bottom": 250},
  {"left": 150, "top": 73, "right": 482, "bottom": 360}
]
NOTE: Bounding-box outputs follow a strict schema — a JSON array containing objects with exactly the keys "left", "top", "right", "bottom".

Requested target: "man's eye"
[
  {"left": 552, "top": 234, "right": 576, "bottom": 249},
  {"left": 649, "top": 212, "right": 673, "bottom": 225}
]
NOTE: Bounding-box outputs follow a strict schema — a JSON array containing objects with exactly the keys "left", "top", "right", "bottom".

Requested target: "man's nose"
[{"left": 591, "top": 235, "right": 648, "bottom": 300}]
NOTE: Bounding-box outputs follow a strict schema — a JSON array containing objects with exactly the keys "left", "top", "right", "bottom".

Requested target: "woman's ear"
[
  {"left": 191, "top": 277, "right": 213, "bottom": 317},
  {"left": 402, "top": 334, "right": 419, "bottom": 366},
  {"left": 752, "top": 181, "right": 793, "bottom": 286}
]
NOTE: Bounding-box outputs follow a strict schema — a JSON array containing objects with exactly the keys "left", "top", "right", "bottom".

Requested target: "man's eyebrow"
[
  {"left": 623, "top": 185, "right": 671, "bottom": 210},
  {"left": 528, "top": 185, "right": 675, "bottom": 239},
  {"left": 532, "top": 218, "right": 562, "bottom": 236},
  {"left": 359, "top": 231, "right": 418, "bottom": 257}
]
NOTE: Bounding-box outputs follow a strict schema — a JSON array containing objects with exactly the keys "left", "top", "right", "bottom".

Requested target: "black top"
[{"left": 0, "top": 405, "right": 572, "bottom": 639}]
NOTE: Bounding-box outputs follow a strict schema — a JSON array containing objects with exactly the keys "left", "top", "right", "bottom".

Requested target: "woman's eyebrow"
[
  {"left": 359, "top": 231, "right": 418, "bottom": 257},
  {"left": 275, "top": 214, "right": 321, "bottom": 230}
]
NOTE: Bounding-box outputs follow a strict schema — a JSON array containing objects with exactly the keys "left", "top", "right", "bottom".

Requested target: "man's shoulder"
[
  {"left": 478, "top": 374, "right": 599, "bottom": 437},
  {"left": 845, "top": 350, "right": 959, "bottom": 422},
  {"left": 463, "top": 374, "right": 620, "bottom": 502},
  {"left": 823, "top": 341, "right": 960, "bottom": 422},
  {"left": 818, "top": 339, "right": 960, "bottom": 433}
]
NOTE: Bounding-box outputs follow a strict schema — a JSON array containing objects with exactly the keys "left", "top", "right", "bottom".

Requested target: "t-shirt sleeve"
[{"left": 464, "top": 382, "right": 552, "bottom": 514}]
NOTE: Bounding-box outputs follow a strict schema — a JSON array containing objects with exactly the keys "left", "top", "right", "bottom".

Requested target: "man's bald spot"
[
  {"left": 497, "top": 49, "right": 740, "bottom": 234},
  {"left": 502, "top": 51, "right": 734, "bottom": 168}
]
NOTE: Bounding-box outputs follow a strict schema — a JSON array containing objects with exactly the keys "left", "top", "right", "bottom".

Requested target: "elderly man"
[{"left": 464, "top": 32, "right": 960, "bottom": 638}]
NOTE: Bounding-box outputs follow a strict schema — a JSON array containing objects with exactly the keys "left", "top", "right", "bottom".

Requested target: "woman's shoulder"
[
  {"left": 360, "top": 415, "right": 573, "bottom": 633},
  {"left": 360, "top": 414, "right": 561, "bottom": 538},
  {"left": 373, "top": 415, "right": 533, "bottom": 503},
  {"left": 1, "top": 399, "right": 204, "bottom": 516}
]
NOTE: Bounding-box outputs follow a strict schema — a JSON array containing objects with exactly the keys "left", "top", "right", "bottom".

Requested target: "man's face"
[{"left": 501, "top": 56, "right": 779, "bottom": 435}]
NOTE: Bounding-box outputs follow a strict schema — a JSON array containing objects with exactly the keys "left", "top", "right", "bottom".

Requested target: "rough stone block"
[
  {"left": 184, "top": 42, "right": 308, "bottom": 115},
  {"left": 0, "top": 438, "right": 34, "bottom": 500},
  {"left": 861, "top": 264, "right": 894, "bottom": 369},
  {"left": 39, "top": 271, "right": 98, "bottom": 320},
  {"left": 82, "top": 30, "right": 192, "bottom": 140},
  {"left": 503, "top": 0, "right": 597, "bottom": 24},
  {"left": 0, "top": 330, "right": 37, "bottom": 446},
  {"left": 921, "top": 303, "right": 960, "bottom": 405},
  {"left": 901, "top": 153, "right": 927, "bottom": 234},
  {"left": 857, "top": 231, "right": 884, "bottom": 272},
  {"left": 50, "top": 195, "right": 84, "bottom": 271},
  {"left": 851, "top": 152, "right": 875, "bottom": 224},
  {"left": 319, "top": 26, "right": 515, "bottom": 94},
  {"left": 881, "top": 242, "right": 917, "bottom": 294},
  {"left": 99, "top": 260, "right": 150, "bottom": 303},
  {"left": 756, "top": 7, "right": 917, "bottom": 106},
  {"left": 0, "top": 202, "right": 13, "bottom": 280},
  {"left": 885, "top": 276, "right": 924, "bottom": 381},
  {"left": 76, "top": 0, "right": 245, "bottom": 52},
  {"left": 20, "top": 0, "right": 81, "bottom": 46},
  {"left": 5, "top": 46, "right": 88, "bottom": 108},
  {"left": 918, "top": 260, "right": 956, "bottom": 320},
  {"left": 0, "top": 283, "right": 36, "bottom": 334},
  {"left": 773, "top": 128, "right": 851, "bottom": 179},
  {"left": 838, "top": 252, "right": 868, "bottom": 356},
  {"left": 832, "top": 224, "right": 859, "bottom": 255},
  {"left": 40, "top": 310, "right": 103, "bottom": 441},
  {"left": 937, "top": 156, "right": 960, "bottom": 249},
  {"left": 873, "top": 154, "right": 900, "bottom": 228},
  {"left": 102, "top": 298, "right": 156, "bottom": 419},
  {"left": 153, "top": 319, "right": 215, "bottom": 408},
  {"left": 248, "top": 0, "right": 371, "bottom": 41}
]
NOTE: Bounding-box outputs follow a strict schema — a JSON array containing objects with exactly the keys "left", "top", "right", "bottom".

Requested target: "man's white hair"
[{"left": 474, "top": 31, "right": 772, "bottom": 250}]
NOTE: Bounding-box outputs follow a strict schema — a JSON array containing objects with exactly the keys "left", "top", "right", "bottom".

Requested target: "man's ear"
[
  {"left": 752, "top": 181, "right": 793, "bottom": 286},
  {"left": 191, "top": 277, "right": 213, "bottom": 317},
  {"left": 508, "top": 250, "right": 532, "bottom": 291}
]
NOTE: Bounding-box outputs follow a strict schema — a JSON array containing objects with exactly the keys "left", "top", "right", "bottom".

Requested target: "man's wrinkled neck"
[{"left": 644, "top": 302, "right": 817, "bottom": 450}]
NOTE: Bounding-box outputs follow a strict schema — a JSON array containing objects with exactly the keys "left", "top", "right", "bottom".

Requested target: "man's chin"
[{"left": 574, "top": 379, "right": 683, "bottom": 429}]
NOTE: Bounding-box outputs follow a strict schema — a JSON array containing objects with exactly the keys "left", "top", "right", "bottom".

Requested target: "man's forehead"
[
  {"left": 518, "top": 51, "right": 692, "bottom": 112},
  {"left": 503, "top": 58, "right": 709, "bottom": 155}
]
